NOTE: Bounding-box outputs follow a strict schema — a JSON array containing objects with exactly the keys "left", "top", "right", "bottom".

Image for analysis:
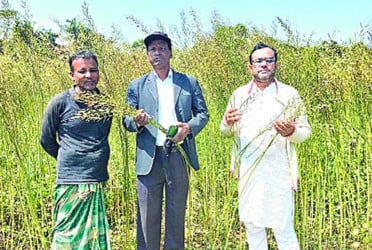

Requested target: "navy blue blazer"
[{"left": 123, "top": 70, "right": 209, "bottom": 175}]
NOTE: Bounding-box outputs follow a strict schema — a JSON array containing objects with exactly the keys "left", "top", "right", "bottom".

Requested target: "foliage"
[{"left": 0, "top": 2, "right": 371, "bottom": 249}]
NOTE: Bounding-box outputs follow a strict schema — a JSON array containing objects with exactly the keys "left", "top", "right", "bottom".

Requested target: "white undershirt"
[{"left": 155, "top": 70, "right": 178, "bottom": 145}]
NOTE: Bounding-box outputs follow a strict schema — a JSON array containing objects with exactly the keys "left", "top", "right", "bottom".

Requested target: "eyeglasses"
[{"left": 252, "top": 57, "right": 276, "bottom": 65}]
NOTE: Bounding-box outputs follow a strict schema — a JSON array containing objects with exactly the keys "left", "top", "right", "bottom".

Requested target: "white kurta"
[{"left": 220, "top": 79, "right": 311, "bottom": 230}]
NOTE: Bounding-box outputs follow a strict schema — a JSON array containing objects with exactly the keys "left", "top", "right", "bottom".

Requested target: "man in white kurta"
[{"left": 220, "top": 42, "right": 311, "bottom": 250}]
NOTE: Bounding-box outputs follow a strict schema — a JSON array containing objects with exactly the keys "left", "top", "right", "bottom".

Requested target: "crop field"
[{"left": 0, "top": 6, "right": 371, "bottom": 249}]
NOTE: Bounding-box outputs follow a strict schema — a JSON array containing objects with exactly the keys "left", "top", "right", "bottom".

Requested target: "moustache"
[{"left": 152, "top": 56, "right": 163, "bottom": 62}]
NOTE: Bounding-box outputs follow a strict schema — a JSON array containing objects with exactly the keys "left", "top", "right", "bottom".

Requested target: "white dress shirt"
[{"left": 154, "top": 70, "right": 178, "bottom": 146}]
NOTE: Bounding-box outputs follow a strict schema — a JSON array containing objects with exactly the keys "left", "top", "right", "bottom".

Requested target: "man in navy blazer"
[{"left": 123, "top": 31, "right": 209, "bottom": 250}]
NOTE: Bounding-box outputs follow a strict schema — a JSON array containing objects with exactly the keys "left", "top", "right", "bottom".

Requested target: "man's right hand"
[
  {"left": 224, "top": 108, "right": 241, "bottom": 125},
  {"left": 134, "top": 109, "right": 150, "bottom": 126}
]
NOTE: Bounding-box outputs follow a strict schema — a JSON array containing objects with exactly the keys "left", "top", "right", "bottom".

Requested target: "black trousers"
[{"left": 136, "top": 147, "right": 189, "bottom": 250}]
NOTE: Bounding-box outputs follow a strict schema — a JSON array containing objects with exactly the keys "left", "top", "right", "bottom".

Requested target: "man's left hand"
[
  {"left": 273, "top": 119, "right": 295, "bottom": 137},
  {"left": 171, "top": 123, "right": 191, "bottom": 143}
]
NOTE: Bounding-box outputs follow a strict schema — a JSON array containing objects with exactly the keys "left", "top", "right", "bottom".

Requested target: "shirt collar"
[
  {"left": 153, "top": 69, "right": 173, "bottom": 82},
  {"left": 248, "top": 78, "right": 278, "bottom": 95}
]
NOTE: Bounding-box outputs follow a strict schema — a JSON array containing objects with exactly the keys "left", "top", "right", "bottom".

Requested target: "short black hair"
[
  {"left": 144, "top": 31, "right": 172, "bottom": 52},
  {"left": 69, "top": 50, "right": 98, "bottom": 72},
  {"left": 249, "top": 42, "right": 278, "bottom": 64}
]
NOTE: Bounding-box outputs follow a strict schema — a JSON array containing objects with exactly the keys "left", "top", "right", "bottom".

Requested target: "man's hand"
[
  {"left": 224, "top": 108, "right": 241, "bottom": 126},
  {"left": 134, "top": 109, "right": 150, "bottom": 126},
  {"left": 273, "top": 119, "right": 295, "bottom": 137},
  {"left": 171, "top": 123, "right": 190, "bottom": 143}
]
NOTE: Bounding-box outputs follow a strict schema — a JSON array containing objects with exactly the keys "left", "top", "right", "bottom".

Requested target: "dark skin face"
[
  {"left": 70, "top": 58, "right": 99, "bottom": 92},
  {"left": 135, "top": 39, "right": 190, "bottom": 142},
  {"left": 147, "top": 40, "right": 172, "bottom": 79}
]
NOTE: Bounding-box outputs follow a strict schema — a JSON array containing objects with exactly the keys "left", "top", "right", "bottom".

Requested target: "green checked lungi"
[{"left": 51, "top": 183, "right": 111, "bottom": 250}]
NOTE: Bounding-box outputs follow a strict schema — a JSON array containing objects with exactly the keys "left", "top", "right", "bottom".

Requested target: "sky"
[{"left": 10, "top": 0, "right": 372, "bottom": 45}]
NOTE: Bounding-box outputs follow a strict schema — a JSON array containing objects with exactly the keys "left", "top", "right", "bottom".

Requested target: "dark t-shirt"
[{"left": 40, "top": 87, "right": 112, "bottom": 184}]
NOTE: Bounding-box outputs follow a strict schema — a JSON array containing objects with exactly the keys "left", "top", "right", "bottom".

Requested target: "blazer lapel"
[
  {"left": 173, "top": 71, "right": 182, "bottom": 105},
  {"left": 146, "top": 73, "right": 158, "bottom": 101}
]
